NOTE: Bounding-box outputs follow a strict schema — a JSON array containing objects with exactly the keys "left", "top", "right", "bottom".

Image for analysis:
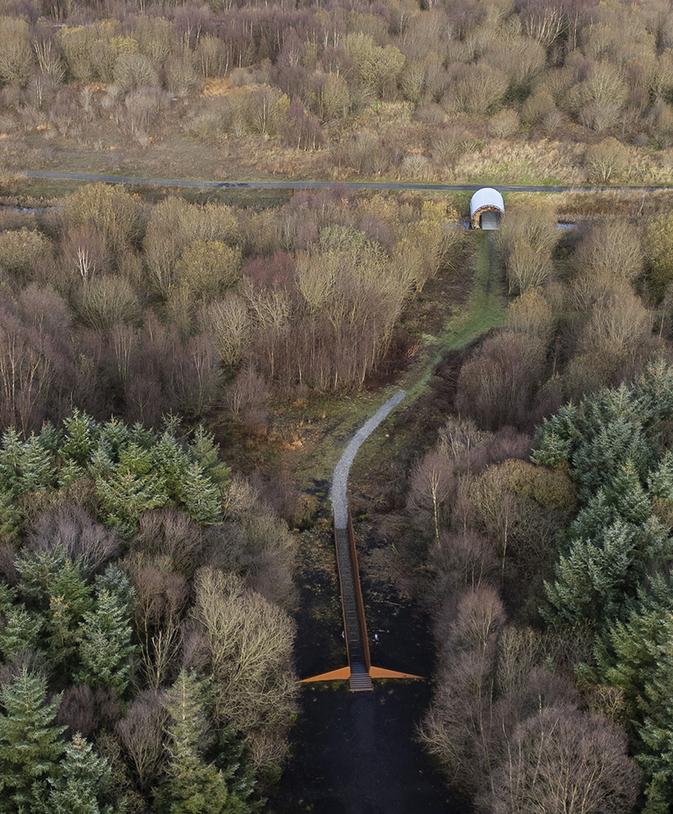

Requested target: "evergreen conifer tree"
[
  {"left": 637, "top": 629, "right": 673, "bottom": 814},
  {"left": 190, "top": 427, "right": 230, "bottom": 486},
  {"left": 152, "top": 432, "right": 191, "bottom": 497},
  {"left": 61, "top": 411, "right": 98, "bottom": 464},
  {"left": 155, "top": 670, "right": 247, "bottom": 814},
  {"left": 599, "top": 576, "right": 673, "bottom": 724},
  {"left": 0, "top": 427, "right": 25, "bottom": 492},
  {"left": 607, "top": 459, "right": 651, "bottom": 524},
  {"left": 544, "top": 520, "right": 637, "bottom": 626},
  {"left": 0, "top": 604, "right": 43, "bottom": 662},
  {"left": 635, "top": 359, "right": 673, "bottom": 427},
  {"left": 530, "top": 402, "right": 579, "bottom": 467},
  {"left": 48, "top": 733, "right": 116, "bottom": 814},
  {"left": 57, "top": 460, "right": 86, "bottom": 489},
  {"left": 17, "top": 436, "right": 55, "bottom": 494},
  {"left": 46, "top": 564, "right": 93, "bottom": 669},
  {"left": 179, "top": 463, "right": 222, "bottom": 526},
  {"left": 0, "top": 488, "right": 22, "bottom": 544},
  {"left": 568, "top": 488, "right": 615, "bottom": 541},
  {"left": 77, "top": 577, "right": 135, "bottom": 695},
  {"left": 98, "top": 418, "right": 131, "bottom": 460},
  {"left": 0, "top": 667, "right": 65, "bottom": 812},
  {"left": 572, "top": 418, "right": 652, "bottom": 501},
  {"left": 95, "top": 462, "right": 168, "bottom": 537},
  {"left": 94, "top": 565, "right": 135, "bottom": 612},
  {"left": 648, "top": 451, "right": 673, "bottom": 503},
  {"left": 36, "top": 422, "right": 62, "bottom": 454}
]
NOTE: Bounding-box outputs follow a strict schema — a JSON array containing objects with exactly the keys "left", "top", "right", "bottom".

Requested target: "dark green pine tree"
[
  {"left": 152, "top": 432, "right": 192, "bottom": 497},
  {"left": 127, "top": 422, "right": 157, "bottom": 450},
  {"left": 637, "top": 626, "right": 673, "bottom": 814},
  {"left": 597, "top": 575, "right": 673, "bottom": 725},
  {"left": 97, "top": 418, "right": 132, "bottom": 460},
  {"left": 178, "top": 463, "right": 223, "bottom": 526},
  {"left": 155, "top": 671, "right": 248, "bottom": 814},
  {"left": 530, "top": 402, "right": 579, "bottom": 468},
  {"left": 0, "top": 427, "right": 25, "bottom": 493},
  {"left": 0, "top": 488, "right": 22, "bottom": 545},
  {"left": 571, "top": 417, "right": 652, "bottom": 502},
  {"left": 16, "top": 551, "right": 93, "bottom": 667},
  {"left": 636, "top": 359, "right": 673, "bottom": 428},
  {"left": 17, "top": 436, "right": 55, "bottom": 494},
  {"left": 77, "top": 571, "right": 135, "bottom": 695},
  {"left": 567, "top": 488, "right": 615, "bottom": 541},
  {"left": 606, "top": 459, "right": 651, "bottom": 524},
  {"left": 48, "top": 733, "right": 117, "bottom": 814},
  {"left": 0, "top": 667, "right": 65, "bottom": 813},
  {"left": 35, "top": 422, "right": 62, "bottom": 454},
  {"left": 543, "top": 519, "right": 637, "bottom": 627},
  {"left": 57, "top": 460, "right": 86, "bottom": 489},
  {"left": 189, "top": 426, "right": 230, "bottom": 487},
  {"left": 95, "top": 459, "right": 168, "bottom": 537},
  {"left": 0, "top": 604, "right": 43, "bottom": 662},
  {"left": 648, "top": 451, "right": 673, "bottom": 503},
  {"left": 45, "top": 563, "right": 93, "bottom": 669},
  {"left": 60, "top": 410, "right": 98, "bottom": 465},
  {"left": 208, "top": 727, "right": 260, "bottom": 812}
]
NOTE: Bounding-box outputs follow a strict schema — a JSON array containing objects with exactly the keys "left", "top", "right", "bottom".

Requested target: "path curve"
[
  {"left": 330, "top": 390, "right": 406, "bottom": 529},
  {"left": 17, "top": 169, "right": 673, "bottom": 194}
]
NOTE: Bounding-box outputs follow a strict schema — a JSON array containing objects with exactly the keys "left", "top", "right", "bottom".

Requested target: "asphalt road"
[{"left": 17, "top": 169, "right": 673, "bottom": 194}]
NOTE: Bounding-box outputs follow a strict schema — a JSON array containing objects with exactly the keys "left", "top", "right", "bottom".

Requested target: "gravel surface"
[{"left": 330, "top": 390, "right": 406, "bottom": 530}]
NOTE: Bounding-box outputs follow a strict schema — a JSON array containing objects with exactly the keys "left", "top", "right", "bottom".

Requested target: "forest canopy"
[
  {"left": 3, "top": 0, "right": 673, "bottom": 184},
  {"left": 0, "top": 411, "right": 297, "bottom": 813},
  {"left": 0, "top": 185, "right": 455, "bottom": 434}
]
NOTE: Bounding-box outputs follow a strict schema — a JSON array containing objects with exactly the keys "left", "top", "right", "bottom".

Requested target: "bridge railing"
[{"left": 347, "top": 510, "right": 371, "bottom": 672}]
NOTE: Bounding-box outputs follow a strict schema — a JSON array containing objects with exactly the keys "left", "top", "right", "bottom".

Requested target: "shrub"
[
  {"left": 61, "top": 184, "right": 143, "bottom": 259},
  {"left": 0, "top": 17, "right": 32, "bottom": 86},
  {"left": 585, "top": 137, "right": 629, "bottom": 184},
  {"left": 77, "top": 276, "right": 140, "bottom": 330},
  {"left": 113, "top": 53, "right": 159, "bottom": 92},
  {"left": 178, "top": 240, "right": 242, "bottom": 299},
  {"left": 0, "top": 228, "right": 52, "bottom": 283}
]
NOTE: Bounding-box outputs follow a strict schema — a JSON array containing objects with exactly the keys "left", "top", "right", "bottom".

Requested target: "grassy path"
[{"left": 401, "top": 231, "right": 504, "bottom": 400}]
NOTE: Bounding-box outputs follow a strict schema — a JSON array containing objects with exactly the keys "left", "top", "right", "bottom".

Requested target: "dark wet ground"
[
  {"left": 267, "top": 512, "right": 467, "bottom": 814},
  {"left": 267, "top": 682, "right": 466, "bottom": 814}
]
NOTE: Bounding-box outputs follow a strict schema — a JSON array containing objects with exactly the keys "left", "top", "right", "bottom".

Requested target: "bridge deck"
[{"left": 334, "top": 525, "right": 372, "bottom": 692}]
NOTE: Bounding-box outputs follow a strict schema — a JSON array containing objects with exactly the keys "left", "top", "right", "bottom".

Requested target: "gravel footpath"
[{"left": 330, "top": 390, "right": 406, "bottom": 530}]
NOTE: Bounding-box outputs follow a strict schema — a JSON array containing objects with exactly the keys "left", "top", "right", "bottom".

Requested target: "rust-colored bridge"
[{"left": 302, "top": 391, "right": 421, "bottom": 692}]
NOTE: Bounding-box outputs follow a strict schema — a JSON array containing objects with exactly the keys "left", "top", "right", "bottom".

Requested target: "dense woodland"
[
  {"left": 0, "top": 410, "right": 298, "bottom": 812},
  {"left": 5, "top": 0, "right": 673, "bottom": 806},
  {"left": 5, "top": 177, "right": 673, "bottom": 810},
  {"left": 404, "top": 205, "right": 673, "bottom": 812},
  {"left": 0, "top": 182, "right": 453, "bottom": 812},
  {"left": 6, "top": 0, "right": 673, "bottom": 182},
  {"left": 0, "top": 184, "right": 451, "bottom": 434}
]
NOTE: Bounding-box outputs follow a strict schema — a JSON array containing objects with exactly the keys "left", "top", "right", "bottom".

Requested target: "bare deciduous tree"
[
  {"left": 27, "top": 503, "right": 121, "bottom": 575},
  {"left": 409, "top": 449, "right": 455, "bottom": 544},
  {"left": 480, "top": 704, "right": 640, "bottom": 814},
  {"left": 192, "top": 567, "right": 297, "bottom": 769},
  {"left": 116, "top": 691, "right": 167, "bottom": 791}
]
